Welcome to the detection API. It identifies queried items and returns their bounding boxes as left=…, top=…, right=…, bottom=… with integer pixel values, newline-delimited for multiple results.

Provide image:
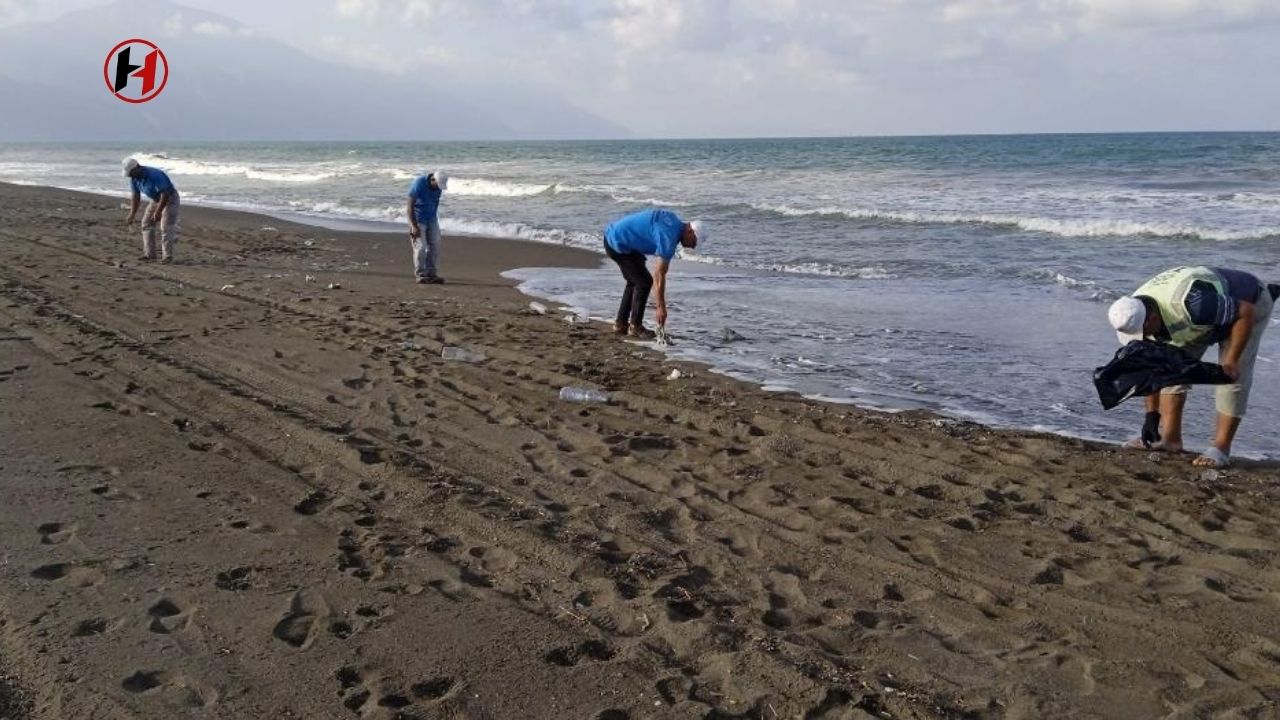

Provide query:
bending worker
left=1108, top=266, right=1276, bottom=468
left=123, top=157, right=180, bottom=263
left=406, top=170, right=449, bottom=284
left=602, top=208, right=704, bottom=339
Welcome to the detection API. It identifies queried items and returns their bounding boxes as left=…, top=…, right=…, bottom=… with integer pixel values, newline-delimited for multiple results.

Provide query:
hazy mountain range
left=0, top=0, right=629, bottom=141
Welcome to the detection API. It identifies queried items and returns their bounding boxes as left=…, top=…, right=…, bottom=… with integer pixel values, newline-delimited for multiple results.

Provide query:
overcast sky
left=4, top=0, right=1280, bottom=137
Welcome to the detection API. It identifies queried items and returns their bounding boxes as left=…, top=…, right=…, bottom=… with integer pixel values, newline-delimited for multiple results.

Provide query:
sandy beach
left=2, top=181, right=1279, bottom=719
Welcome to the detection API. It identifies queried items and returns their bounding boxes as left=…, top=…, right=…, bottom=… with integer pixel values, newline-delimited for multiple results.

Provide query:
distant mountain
left=0, top=0, right=629, bottom=141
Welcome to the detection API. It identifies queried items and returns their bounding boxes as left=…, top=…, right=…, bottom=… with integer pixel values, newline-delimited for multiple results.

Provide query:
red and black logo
left=104, top=38, right=168, bottom=103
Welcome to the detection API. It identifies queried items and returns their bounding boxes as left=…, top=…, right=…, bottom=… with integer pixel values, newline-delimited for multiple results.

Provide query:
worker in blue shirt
left=123, top=157, right=180, bottom=263
left=602, top=208, right=705, bottom=338
left=405, top=170, right=449, bottom=284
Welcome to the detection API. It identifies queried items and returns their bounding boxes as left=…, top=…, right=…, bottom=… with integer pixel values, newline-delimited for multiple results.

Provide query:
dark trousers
left=604, top=237, right=651, bottom=327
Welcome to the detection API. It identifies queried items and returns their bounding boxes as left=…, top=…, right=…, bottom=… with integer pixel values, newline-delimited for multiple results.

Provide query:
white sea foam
left=131, top=153, right=342, bottom=183
left=678, top=251, right=892, bottom=279
left=1022, top=268, right=1121, bottom=302
left=553, top=183, right=692, bottom=207
left=446, top=177, right=553, bottom=197
left=440, top=217, right=599, bottom=249
left=751, top=202, right=1280, bottom=242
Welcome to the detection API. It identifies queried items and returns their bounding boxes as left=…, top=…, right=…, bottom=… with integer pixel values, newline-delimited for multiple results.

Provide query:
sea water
left=2, top=134, right=1276, bottom=458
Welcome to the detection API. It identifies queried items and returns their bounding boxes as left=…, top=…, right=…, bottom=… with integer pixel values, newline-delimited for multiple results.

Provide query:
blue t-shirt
left=1185, top=267, right=1261, bottom=343
left=408, top=174, right=443, bottom=223
left=130, top=166, right=175, bottom=201
left=604, top=209, right=685, bottom=260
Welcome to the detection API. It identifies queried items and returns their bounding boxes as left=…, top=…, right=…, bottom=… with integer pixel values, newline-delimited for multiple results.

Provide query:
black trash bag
left=1093, top=340, right=1233, bottom=410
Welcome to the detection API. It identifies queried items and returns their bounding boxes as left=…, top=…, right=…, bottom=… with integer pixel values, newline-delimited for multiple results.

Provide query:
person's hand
left=1223, top=358, right=1240, bottom=381
left=408, top=224, right=421, bottom=239
left=124, top=212, right=135, bottom=226
left=655, top=305, right=668, bottom=327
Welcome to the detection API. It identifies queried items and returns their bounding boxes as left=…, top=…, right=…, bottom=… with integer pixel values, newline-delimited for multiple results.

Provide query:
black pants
left=604, top=237, right=651, bottom=327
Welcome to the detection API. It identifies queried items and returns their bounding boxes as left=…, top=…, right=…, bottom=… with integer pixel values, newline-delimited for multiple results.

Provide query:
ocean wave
left=750, top=202, right=1280, bottom=242
left=678, top=252, right=893, bottom=279
left=131, top=153, right=342, bottom=183
left=440, top=218, right=600, bottom=249
left=447, top=177, right=553, bottom=197
left=553, top=183, right=693, bottom=207
left=1021, top=268, right=1121, bottom=302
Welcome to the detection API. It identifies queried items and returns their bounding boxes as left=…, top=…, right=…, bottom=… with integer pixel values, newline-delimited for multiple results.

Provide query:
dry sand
left=1, top=182, right=1279, bottom=720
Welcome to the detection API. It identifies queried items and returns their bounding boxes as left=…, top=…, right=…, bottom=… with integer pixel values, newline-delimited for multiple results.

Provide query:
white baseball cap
left=432, top=170, right=449, bottom=190
left=122, top=157, right=140, bottom=176
left=1108, top=296, right=1146, bottom=345
left=689, top=219, right=706, bottom=245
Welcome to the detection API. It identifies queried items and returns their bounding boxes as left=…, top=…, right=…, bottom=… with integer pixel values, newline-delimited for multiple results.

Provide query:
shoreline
left=3, top=180, right=1280, bottom=718
left=8, top=180, right=1276, bottom=461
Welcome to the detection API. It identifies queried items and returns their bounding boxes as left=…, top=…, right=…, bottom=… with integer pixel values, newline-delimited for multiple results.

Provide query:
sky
left=3, top=0, right=1280, bottom=138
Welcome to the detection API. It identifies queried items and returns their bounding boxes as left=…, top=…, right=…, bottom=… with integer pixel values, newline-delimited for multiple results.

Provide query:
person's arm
left=126, top=188, right=140, bottom=224
left=406, top=198, right=419, bottom=238
left=150, top=190, right=172, bottom=221
left=1220, top=300, right=1256, bottom=380
left=653, top=257, right=669, bottom=327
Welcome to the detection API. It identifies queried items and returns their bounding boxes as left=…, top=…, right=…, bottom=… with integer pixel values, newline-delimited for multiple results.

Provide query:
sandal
left=1192, top=447, right=1230, bottom=468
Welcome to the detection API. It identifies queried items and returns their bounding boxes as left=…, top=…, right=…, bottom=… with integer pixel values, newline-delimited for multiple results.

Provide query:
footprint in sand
left=89, top=483, right=141, bottom=501
left=293, top=489, right=333, bottom=516
left=147, top=598, right=195, bottom=634
left=273, top=589, right=329, bottom=649
left=544, top=639, right=618, bottom=667
left=121, top=669, right=217, bottom=709
left=37, top=521, right=77, bottom=545
left=72, top=616, right=120, bottom=637
left=411, top=676, right=459, bottom=702
left=30, top=562, right=104, bottom=587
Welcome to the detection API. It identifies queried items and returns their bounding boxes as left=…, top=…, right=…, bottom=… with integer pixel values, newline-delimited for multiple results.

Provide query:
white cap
left=122, top=157, right=139, bottom=176
left=689, top=219, right=706, bottom=245
left=432, top=170, right=449, bottom=190
left=1108, top=296, right=1146, bottom=345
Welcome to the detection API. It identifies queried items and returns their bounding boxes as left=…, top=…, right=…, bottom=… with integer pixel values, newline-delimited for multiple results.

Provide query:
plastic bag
left=1093, top=340, right=1232, bottom=410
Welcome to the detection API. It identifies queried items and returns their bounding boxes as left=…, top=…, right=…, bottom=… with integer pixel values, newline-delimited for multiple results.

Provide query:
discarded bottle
left=529, top=301, right=548, bottom=315
left=559, top=387, right=610, bottom=404
left=441, top=346, right=486, bottom=363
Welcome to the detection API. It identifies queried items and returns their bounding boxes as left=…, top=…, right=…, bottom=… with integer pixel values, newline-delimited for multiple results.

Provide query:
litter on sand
left=219, top=284, right=236, bottom=292
left=441, top=347, right=486, bottom=363
left=559, top=387, right=610, bottom=404
left=529, top=302, right=548, bottom=315
left=667, top=369, right=684, bottom=380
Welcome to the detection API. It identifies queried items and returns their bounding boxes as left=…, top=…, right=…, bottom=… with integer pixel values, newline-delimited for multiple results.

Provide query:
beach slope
left=1, top=183, right=1278, bottom=719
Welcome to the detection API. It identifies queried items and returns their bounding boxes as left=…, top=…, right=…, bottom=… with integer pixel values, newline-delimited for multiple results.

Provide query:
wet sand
left=1, top=182, right=1279, bottom=719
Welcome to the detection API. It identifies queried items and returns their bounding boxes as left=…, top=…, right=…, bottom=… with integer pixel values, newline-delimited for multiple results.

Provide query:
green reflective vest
left=1133, top=266, right=1226, bottom=347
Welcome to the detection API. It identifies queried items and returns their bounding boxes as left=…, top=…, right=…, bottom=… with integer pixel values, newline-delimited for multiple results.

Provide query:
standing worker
left=1108, top=266, right=1277, bottom=468
left=406, top=170, right=449, bottom=284
left=602, top=208, right=704, bottom=339
left=123, top=157, right=180, bottom=263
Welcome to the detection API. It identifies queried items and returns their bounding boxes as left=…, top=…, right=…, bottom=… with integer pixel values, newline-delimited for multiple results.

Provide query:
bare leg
left=1157, top=392, right=1187, bottom=451
left=1192, top=413, right=1241, bottom=467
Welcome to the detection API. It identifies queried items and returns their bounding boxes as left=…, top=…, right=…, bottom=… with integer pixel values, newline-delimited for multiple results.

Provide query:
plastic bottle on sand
left=559, top=387, right=610, bottom=404
left=441, top=346, right=486, bottom=363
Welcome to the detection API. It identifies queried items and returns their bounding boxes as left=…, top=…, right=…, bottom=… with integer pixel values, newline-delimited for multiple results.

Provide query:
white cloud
left=192, top=20, right=253, bottom=36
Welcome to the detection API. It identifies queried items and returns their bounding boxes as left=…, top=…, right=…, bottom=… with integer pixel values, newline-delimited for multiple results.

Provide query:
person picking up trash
left=123, top=157, right=180, bottom=263
left=1107, top=266, right=1277, bottom=468
left=602, top=208, right=704, bottom=339
left=406, top=170, right=448, bottom=284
